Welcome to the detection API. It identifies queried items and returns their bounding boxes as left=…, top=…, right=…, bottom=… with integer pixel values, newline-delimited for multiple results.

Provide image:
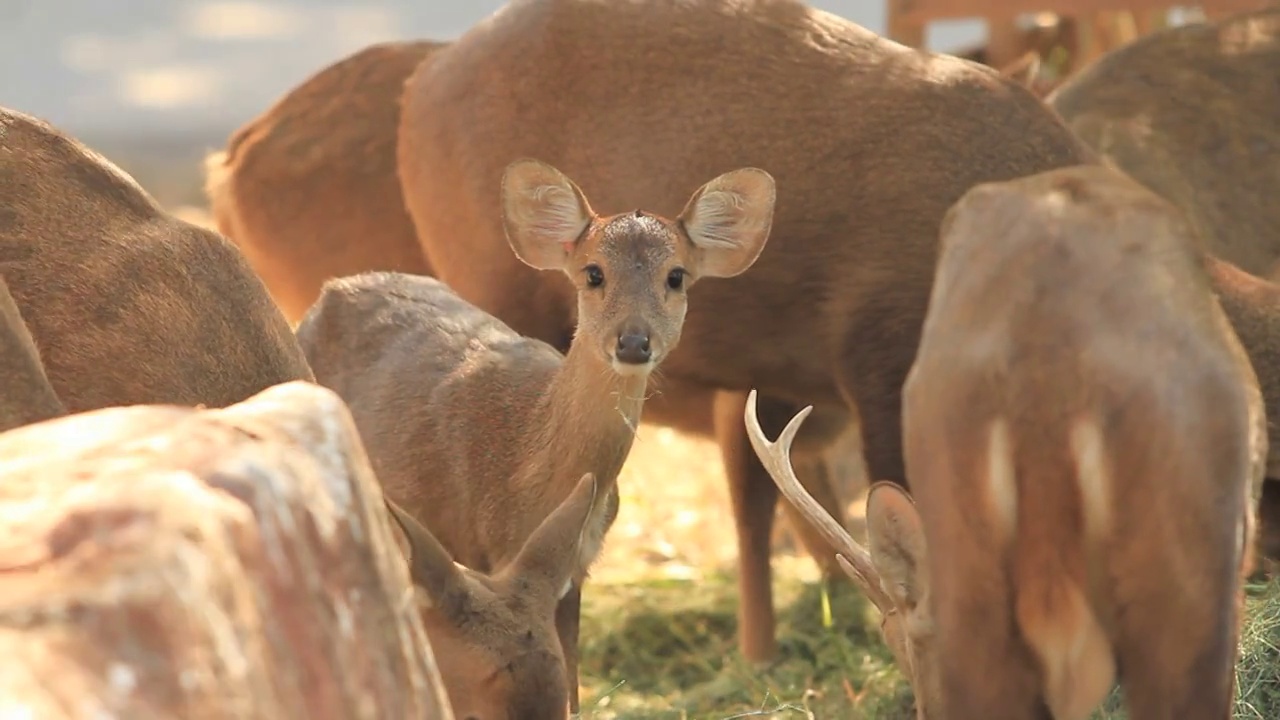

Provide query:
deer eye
left=584, top=264, right=604, bottom=288
left=666, top=268, right=686, bottom=290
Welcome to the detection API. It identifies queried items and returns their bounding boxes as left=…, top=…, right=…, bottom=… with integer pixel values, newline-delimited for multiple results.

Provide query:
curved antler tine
left=743, top=389, right=895, bottom=614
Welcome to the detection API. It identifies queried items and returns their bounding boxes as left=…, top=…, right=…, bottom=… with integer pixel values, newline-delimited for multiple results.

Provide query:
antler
left=743, top=389, right=895, bottom=615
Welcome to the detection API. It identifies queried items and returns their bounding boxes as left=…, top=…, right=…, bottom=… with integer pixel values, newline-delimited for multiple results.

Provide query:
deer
left=0, top=106, right=314, bottom=411
left=1047, top=6, right=1280, bottom=282
left=394, top=0, right=1092, bottom=663
left=294, top=157, right=775, bottom=712
left=747, top=164, right=1266, bottom=719
left=385, top=472, right=604, bottom=720
left=204, top=39, right=448, bottom=324
left=0, top=276, right=64, bottom=432
left=201, top=36, right=864, bottom=618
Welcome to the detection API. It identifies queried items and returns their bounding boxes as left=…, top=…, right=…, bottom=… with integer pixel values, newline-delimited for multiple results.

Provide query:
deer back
left=1048, top=7, right=1280, bottom=280
left=295, top=271, right=560, bottom=570
left=205, top=40, right=448, bottom=324
left=397, top=0, right=1090, bottom=412
left=0, top=107, right=313, bottom=412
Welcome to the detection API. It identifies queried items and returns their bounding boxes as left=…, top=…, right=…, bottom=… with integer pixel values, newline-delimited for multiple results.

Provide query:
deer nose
left=615, top=332, right=652, bottom=365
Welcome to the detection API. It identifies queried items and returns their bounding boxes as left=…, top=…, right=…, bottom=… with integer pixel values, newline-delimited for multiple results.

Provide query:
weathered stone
left=0, top=380, right=453, bottom=720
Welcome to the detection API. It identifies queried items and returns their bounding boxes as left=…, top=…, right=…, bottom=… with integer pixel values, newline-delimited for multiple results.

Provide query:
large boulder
left=0, top=381, right=453, bottom=719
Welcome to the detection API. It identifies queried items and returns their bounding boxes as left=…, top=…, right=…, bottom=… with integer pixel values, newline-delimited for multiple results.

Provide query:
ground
left=169, top=203, right=1279, bottom=719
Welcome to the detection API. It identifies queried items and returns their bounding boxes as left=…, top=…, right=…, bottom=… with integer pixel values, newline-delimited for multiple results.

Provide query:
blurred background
left=0, top=1, right=986, bottom=207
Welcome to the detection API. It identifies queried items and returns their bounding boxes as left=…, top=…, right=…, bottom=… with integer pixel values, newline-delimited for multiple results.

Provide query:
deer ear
left=865, top=481, right=928, bottom=608
left=385, top=499, right=470, bottom=610
left=501, top=159, right=595, bottom=272
left=678, top=167, right=776, bottom=279
left=506, top=472, right=599, bottom=603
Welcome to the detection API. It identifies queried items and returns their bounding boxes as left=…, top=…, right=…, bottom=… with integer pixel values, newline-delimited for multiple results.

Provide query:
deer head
left=385, top=472, right=601, bottom=720
left=744, top=390, right=940, bottom=718
left=501, top=159, right=775, bottom=376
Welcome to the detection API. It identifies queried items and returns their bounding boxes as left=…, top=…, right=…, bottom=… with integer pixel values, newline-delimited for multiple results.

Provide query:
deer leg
left=555, top=585, right=582, bottom=713
left=1112, top=585, right=1238, bottom=719
left=715, top=389, right=781, bottom=663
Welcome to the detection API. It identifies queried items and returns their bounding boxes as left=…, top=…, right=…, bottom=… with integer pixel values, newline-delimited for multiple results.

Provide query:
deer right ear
left=865, top=481, right=928, bottom=608
left=385, top=499, right=469, bottom=609
left=501, top=159, right=595, bottom=272
left=506, top=472, right=599, bottom=604
left=678, top=167, right=776, bottom=279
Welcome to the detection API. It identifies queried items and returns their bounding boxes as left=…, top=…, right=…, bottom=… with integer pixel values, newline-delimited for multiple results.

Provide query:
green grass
left=577, top=570, right=1280, bottom=719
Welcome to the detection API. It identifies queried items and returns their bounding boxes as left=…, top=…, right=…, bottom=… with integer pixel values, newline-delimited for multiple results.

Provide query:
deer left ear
left=678, top=167, right=776, bottom=279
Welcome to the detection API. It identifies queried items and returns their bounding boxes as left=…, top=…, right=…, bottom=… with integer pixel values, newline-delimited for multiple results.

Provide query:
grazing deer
left=0, top=107, right=313, bottom=411
left=385, top=473, right=603, bottom=720
left=748, top=165, right=1266, bottom=719
left=202, top=36, right=861, bottom=645
left=204, top=40, right=448, bottom=323
left=396, top=0, right=1091, bottom=662
left=0, top=276, right=64, bottom=431
left=1047, top=6, right=1280, bottom=282
left=295, top=158, right=775, bottom=711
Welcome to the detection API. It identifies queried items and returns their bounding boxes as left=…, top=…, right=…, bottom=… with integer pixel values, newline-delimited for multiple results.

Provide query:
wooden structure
left=888, top=1, right=1272, bottom=86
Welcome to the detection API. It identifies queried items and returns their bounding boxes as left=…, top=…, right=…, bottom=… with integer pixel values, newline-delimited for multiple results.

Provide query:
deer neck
left=517, top=339, right=649, bottom=498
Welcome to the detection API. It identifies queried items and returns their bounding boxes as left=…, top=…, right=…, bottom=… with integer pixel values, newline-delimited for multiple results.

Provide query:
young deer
left=748, top=165, right=1266, bottom=719
left=396, top=0, right=1091, bottom=662
left=205, top=40, right=448, bottom=323
left=0, top=106, right=313, bottom=411
left=1047, top=6, right=1280, bottom=281
left=201, top=36, right=860, bottom=644
left=0, top=276, right=64, bottom=432
left=295, top=158, right=775, bottom=712
left=384, top=473, right=603, bottom=720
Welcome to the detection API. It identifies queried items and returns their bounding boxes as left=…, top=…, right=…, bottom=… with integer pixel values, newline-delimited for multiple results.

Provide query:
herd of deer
left=3, top=0, right=1279, bottom=717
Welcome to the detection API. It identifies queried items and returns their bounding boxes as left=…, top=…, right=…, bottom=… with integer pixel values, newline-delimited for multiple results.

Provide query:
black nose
left=615, top=333, right=652, bottom=364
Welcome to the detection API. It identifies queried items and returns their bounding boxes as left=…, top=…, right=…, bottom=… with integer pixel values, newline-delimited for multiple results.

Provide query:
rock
left=0, top=381, right=453, bottom=720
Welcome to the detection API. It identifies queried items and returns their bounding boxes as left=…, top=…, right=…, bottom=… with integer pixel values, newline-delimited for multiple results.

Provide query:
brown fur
left=295, top=160, right=774, bottom=714
left=1046, top=7, right=1280, bottom=562
left=396, top=0, right=1091, bottom=661
left=752, top=165, right=1263, bottom=719
left=204, top=40, right=447, bottom=322
left=0, top=276, right=65, bottom=431
left=1048, top=7, right=1280, bottom=279
left=0, top=107, right=313, bottom=411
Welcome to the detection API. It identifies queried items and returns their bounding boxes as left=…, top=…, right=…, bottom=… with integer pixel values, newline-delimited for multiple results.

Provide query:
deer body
left=205, top=40, right=448, bottom=323
left=297, top=159, right=774, bottom=714
left=1047, top=7, right=1280, bottom=280
left=0, top=107, right=313, bottom=411
left=299, top=272, right=632, bottom=578
left=203, top=34, right=862, bottom=664
left=748, top=165, right=1264, bottom=719
left=397, top=0, right=1090, bottom=660
left=904, top=166, right=1262, bottom=719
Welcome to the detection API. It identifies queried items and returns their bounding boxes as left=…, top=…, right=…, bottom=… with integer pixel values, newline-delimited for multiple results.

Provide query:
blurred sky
left=0, top=1, right=985, bottom=140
